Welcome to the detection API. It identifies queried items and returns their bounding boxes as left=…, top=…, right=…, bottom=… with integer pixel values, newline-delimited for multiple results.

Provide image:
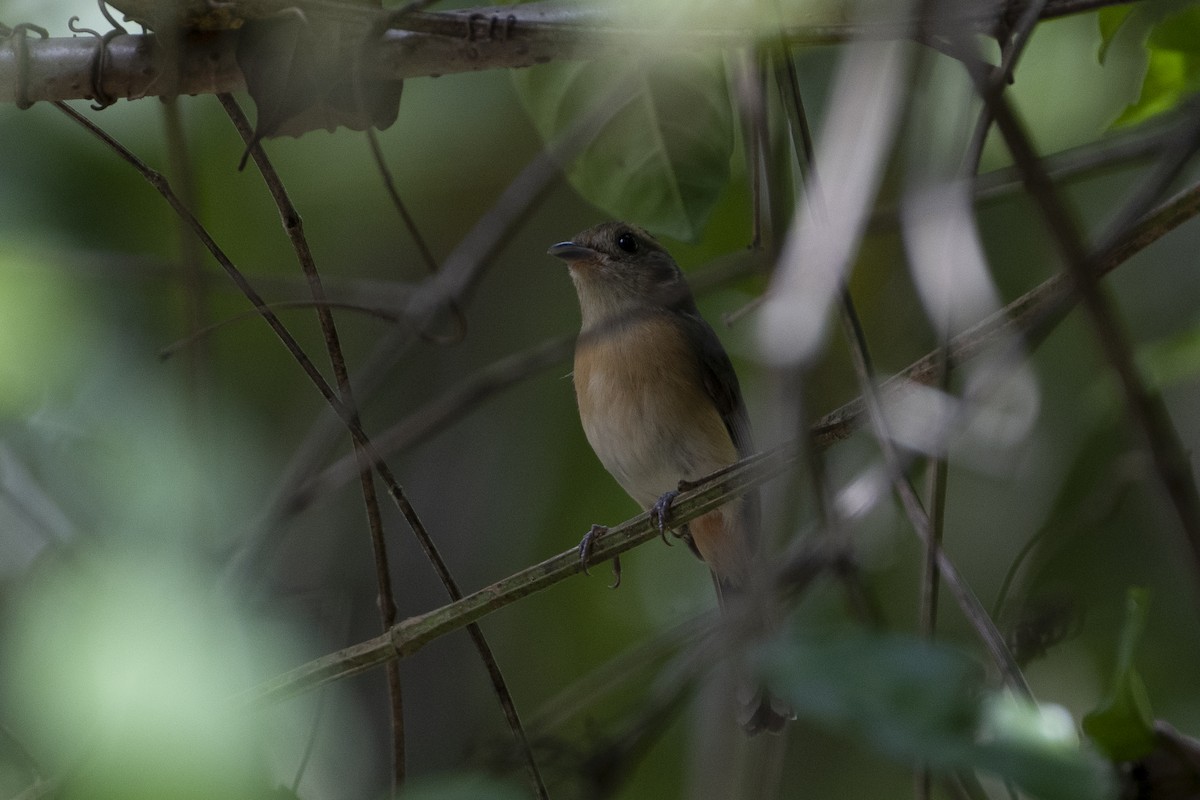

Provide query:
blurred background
left=1, top=1, right=1198, bottom=798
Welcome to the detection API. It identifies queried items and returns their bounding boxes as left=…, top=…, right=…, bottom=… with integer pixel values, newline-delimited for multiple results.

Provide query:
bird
left=549, top=221, right=791, bottom=735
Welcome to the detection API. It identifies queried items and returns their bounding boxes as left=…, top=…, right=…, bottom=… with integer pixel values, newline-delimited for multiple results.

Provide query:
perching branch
left=0, top=0, right=1143, bottom=106
left=241, top=446, right=793, bottom=708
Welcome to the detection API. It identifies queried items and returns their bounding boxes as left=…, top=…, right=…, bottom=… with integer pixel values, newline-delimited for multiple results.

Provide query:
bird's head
left=548, top=222, right=692, bottom=328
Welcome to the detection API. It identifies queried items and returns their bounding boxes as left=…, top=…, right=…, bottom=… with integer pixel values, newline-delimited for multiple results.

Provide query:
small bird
left=549, top=221, right=790, bottom=735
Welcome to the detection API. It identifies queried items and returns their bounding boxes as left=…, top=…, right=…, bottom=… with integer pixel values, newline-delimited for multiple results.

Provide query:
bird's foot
left=578, top=523, right=622, bottom=589
left=651, top=490, right=680, bottom=545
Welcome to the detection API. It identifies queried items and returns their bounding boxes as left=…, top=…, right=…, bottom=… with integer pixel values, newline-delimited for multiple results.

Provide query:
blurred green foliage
left=1099, top=2, right=1200, bottom=126
left=1083, top=588, right=1157, bottom=761
left=512, top=55, right=735, bottom=241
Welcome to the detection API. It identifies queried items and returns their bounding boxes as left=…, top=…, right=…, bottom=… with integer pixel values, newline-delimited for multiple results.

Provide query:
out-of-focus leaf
left=1097, top=6, right=1136, bottom=64
left=0, top=247, right=94, bottom=414
left=975, top=695, right=1116, bottom=800
left=759, top=630, right=1116, bottom=799
left=1148, top=5, right=1200, bottom=53
left=1137, top=318, right=1200, bottom=388
left=1108, top=5, right=1200, bottom=126
left=512, top=56, right=734, bottom=242
left=236, top=13, right=402, bottom=148
left=1083, top=588, right=1158, bottom=761
left=759, top=631, right=982, bottom=764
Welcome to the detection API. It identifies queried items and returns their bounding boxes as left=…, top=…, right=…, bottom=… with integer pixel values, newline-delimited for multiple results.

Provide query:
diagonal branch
left=975, top=69, right=1200, bottom=580
left=219, top=94, right=410, bottom=789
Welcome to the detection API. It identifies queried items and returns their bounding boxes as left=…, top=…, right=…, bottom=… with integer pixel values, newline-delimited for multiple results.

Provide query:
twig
left=159, top=97, right=211, bottom=420
left=973, top=61, right=1200, bottom=581
left=836, top=288, right=1031, bottom=697
left=226, top=79, right=634, bottom=586
left=959, top=0, right=1048, bottom=176
left=61, top=94, right=549, bottom=798
left=284, top=334, right=575, bottom=517
left=51, top=101, right=358, bottom=424
left=240, top=447, right=797, bottom=707
left=218, top=94, right=411, bottom=790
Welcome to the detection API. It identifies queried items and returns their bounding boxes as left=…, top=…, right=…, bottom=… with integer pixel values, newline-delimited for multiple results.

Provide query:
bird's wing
left=680, top=310, right=754, bottom=459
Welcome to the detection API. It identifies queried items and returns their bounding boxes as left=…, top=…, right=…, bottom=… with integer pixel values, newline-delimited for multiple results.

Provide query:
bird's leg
left=652, top=474, right=705, bottom=544
left=578, top=523, right=622, bottom=589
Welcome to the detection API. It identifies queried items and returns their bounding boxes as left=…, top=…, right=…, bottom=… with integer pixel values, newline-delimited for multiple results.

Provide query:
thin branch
left=51, top=101, right=358, bottom=423
left=284, top=333, right=575, bottom=517
left=160, top=97, right=212, bottom=418
left=225, top=94, right=548, bottom=800
left=920, top=371, right=950, bottom=643
left=365, top=128, right=440, bottom=277
left=60, top=96, right=549, bottom=798
left=224, top=79, right=634, bottom=586
left=240, top=446, right=795, bottom=707
left=218, top=94, right=410, bottom=790
left=973, top=63, right=1200, bottom=579
left=836, top=288, right=1031, bottom=697
left=1, top=0, right=1143, bottom=105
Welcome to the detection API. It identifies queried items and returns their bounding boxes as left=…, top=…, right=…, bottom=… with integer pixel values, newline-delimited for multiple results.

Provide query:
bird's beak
left=548, top=241, right=597, bottom=261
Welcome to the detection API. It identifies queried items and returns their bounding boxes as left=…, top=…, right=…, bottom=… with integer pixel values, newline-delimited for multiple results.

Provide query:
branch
left=241, top=447, right=791, bottom=708
left=1, top=0, right=1141, bottom=105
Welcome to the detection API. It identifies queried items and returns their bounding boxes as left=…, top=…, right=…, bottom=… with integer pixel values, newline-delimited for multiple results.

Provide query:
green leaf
left=1111, top=4, right=1200, bottom=126
left=759, top=631, right=1116, bottom=799
left=1148, top=4, right=1200, bottom=52
left=512, top=57, right=734, bottom=241
left=1097, top=6, right=1136, bottom=64
left=235, top=12, right=402, bottom=149
left=1137, top=318, right=1200, bottom=389
left=975, top=695, right=1117, bottom=800
left=1083, top=588, right=1158, bottom=761
left=759, top=631, right=982, bottom=765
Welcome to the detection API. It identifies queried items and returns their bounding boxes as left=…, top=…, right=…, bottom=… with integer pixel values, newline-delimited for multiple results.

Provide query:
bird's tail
left=713, top=574, right=795, bottom=736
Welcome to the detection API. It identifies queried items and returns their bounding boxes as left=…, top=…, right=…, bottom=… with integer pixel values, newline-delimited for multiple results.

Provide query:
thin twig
left=285, top=334, right=575, bottom=516
left=62, top=94, right=548, bottom=799
left=973, top=61, right=1200, bottom=581
left=226, top=80, right=636, bottom=587
left=240, top=446, right=798, bottom=707
left=365, top=128, right=440, bottom=276
left=52, top=101, right=357, bottom=422
left=159, top=97, right=211, bottom=422
left=363, top=127, right=469, bottom=344
left=158, top=298, right=405, bottom=359
left=218, top=94, right=410, bottom=790
left=835, top=285, right=1030, bottom=697
left=959, top=0, right=1048, bottom=176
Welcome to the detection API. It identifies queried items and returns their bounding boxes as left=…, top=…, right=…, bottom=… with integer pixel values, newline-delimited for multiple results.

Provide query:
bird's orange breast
left=573, top=314, right=738, bottom=509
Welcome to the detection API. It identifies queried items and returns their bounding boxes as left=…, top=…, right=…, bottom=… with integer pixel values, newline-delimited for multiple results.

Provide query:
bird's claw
left=651, top=489, right=680, bottom=545
left=578, top=523, right=622, bottom=589
left=578, top=523, right=606, bottom=574
left=608, top=555, right=621, bottom=589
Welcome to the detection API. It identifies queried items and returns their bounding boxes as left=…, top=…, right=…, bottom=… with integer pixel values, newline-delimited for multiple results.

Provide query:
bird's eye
left=616, top=232, right=639, bottom=254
